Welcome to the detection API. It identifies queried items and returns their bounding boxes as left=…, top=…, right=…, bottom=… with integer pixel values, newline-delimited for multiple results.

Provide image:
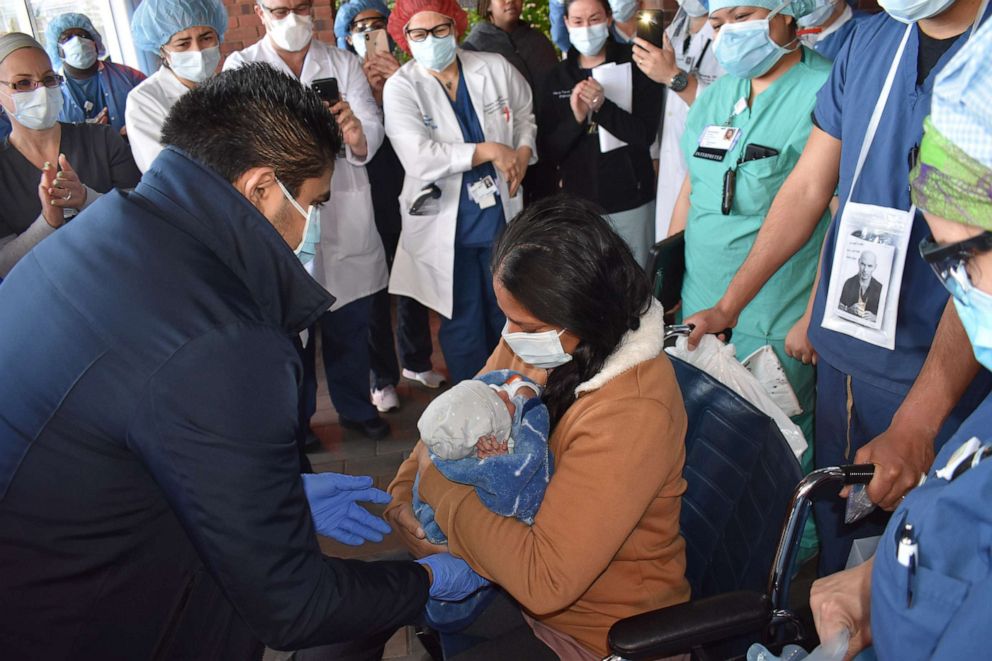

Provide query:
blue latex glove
left=301, top=473, right=392, bottom=546
left=417, top=553, right=491, bottom=601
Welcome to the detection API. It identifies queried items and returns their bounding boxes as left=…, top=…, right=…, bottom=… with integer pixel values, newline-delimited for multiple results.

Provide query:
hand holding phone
left=635, top=9, right=666, bottom=48
left=312, top=77, right=340, bottom=104
left=363, top=29, right=390, bottom=58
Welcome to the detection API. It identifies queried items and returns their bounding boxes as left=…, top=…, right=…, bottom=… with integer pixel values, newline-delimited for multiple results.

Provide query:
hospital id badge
left=693, top=125, right=741, bottom=162
left=469, top=175, right=499, bottom=209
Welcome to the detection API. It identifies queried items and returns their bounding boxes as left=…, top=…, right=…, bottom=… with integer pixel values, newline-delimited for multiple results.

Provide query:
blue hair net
left=45, top=13, right=105, bottom=69
left=334, top=0, right=391, bottom=49
left=131, top=0, right=228, bottom=53
left=708, top=0, right=817, bottom=17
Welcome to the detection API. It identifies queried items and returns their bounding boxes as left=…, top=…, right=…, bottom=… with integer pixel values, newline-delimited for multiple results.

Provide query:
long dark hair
left=492, top=196, right=652, bottom=428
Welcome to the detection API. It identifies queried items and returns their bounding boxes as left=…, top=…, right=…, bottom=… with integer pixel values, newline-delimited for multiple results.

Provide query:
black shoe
left=338, top=415, right=390, bottom=440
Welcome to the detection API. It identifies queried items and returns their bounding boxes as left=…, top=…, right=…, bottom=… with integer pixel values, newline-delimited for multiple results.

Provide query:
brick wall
left=220, top=0, right=338, bottom=58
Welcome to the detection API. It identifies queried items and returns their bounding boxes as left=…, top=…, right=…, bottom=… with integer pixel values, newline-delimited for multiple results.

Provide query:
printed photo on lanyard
left=820, top=25, right=915, bottom=350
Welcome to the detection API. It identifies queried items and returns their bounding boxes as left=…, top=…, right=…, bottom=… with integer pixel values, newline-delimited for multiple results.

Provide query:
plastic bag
left=844, top=484, right=878, bottom=524
left=667, top=335, right=808, bottom=459
left=741, top=345, right=803, bottom=417
left=747, top=628, right=851, bottom=661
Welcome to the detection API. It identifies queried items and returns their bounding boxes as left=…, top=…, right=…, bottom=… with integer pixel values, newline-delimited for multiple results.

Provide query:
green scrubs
left=679, top=47, right=833, bottom=558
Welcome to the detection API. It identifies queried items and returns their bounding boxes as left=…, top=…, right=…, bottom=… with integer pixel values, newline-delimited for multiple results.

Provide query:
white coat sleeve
left=341, top=52, right=383, bottom=166
left=221, top=50, right=245, bottom=72
left=382, top=74, right=476, bottom=183
left=505, top=61, right=537, bottom=165
left=124, top=88, right=168, bottom=173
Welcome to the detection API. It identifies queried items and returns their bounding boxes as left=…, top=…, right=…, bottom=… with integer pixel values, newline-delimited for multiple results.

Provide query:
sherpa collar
left=574, top=299, right=665, bottom=396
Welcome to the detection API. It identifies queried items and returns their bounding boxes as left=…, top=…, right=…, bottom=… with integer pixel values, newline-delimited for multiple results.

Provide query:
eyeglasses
left=919, top=232, right=992, bottom=305
left=260, top=2, right=312, bottom=20
left=351, top=16, right=387, bottom=33
left=404, top=21, right=454, bottom=42
left=0, top=74, right=64, bottom=93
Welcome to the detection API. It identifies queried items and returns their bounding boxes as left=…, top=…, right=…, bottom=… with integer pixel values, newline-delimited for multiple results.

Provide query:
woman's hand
left=569, top=82, right=591, bottom=124
left=366, top=52, right=401, bottom=80
left=632, top=35, right=679, bottom=85
left=785, top=311, right=817, bottom=365
left=330, top=99, right=368, bottom=159
left=576, top=79, right=605, bottom=115
left=384, top=502, right=449, bottom=558
left=487, top=142, right=520, bottom=188
left=809, top=558, right=874, bottom=661
left=49, top=154, right=88, bottom=211
left=508, top=146, right=531, bottom=198
left=37, top=160, right=65, bottom=228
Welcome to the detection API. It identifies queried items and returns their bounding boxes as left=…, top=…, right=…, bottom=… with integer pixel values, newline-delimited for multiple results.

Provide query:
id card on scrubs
left=693, top=125, right=742, bottom=161
left=469, top=175, right=498, bottom=209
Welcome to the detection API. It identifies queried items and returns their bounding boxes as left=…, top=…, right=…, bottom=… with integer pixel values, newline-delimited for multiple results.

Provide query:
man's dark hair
left=161, top=63, right=341, bottom=196
left=492, top=195, right=652, bottom=428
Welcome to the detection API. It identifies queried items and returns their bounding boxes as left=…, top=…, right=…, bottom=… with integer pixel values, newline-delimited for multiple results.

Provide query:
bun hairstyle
left=491, top=196, right=652, bottom=427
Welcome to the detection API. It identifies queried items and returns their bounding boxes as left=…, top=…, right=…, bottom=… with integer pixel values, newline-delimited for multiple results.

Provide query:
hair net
left=0, top=32, right=47, bottom=68
left=707, top=0, right=818, bottom=18
left=131, top=0, right=228, bottom=53
left=334, top=0, right=391, bottom=49
left=44, top=13, right=105, bottom=69
left=388, top=0, right=468, bottom=55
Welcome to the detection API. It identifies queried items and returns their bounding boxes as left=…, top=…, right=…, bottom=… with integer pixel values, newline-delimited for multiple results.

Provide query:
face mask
left=351, top=33, right=368, bottom=58
left=61, top=36, right=98, bottom=69
left=713, top=1, right=797, bottom=79
left=608, top=0, right=639, bottom=22
left=501, top=324, right=573, bottom=369
left=276, top=179, right=321, bottom=265
left=567, top=23, right=610, bottom=56
left=168, top=46, right=221, bottom=83
left=409, top=34, right=457, bottom=72
left=954, top=291, right=992, bottom=372
left=5, top=86, right=63, bottom=130
left=267, top=12, right=314, bottom=52
left=878, top=0, right=955, bottom=23
left=796, top=0, right=835, bottom=27
left=678, top=0, right=710, bottom=18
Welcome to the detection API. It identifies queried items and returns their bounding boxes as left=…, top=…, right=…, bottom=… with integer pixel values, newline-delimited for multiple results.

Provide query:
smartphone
left=635, top=9, right=665, bottom=48
left=363, top=29, right=390, bottom=57
left=741, top=143, right=780, bottom=163
left=312, top=77, right=340, bottom=104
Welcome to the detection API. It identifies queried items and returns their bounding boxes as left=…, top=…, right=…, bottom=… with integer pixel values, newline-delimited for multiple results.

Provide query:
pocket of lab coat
left=324, top=190, right=379, bottom=259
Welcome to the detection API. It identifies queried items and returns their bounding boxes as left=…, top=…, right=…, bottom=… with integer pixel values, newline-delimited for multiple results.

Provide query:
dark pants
left=443, top=590, right=557, bottom=660
left=812, top=359, right=976, bottom=575
left=438, top=245, right=504, bottom=385
left=306, top=296, right=378, bottom=424
left=368, top=231, right=435, bottom=390
left=281, top=627, right=394, bottom=661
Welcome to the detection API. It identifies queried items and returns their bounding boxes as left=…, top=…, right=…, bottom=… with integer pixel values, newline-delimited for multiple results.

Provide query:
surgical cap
left=0, top=32, right=47, bottom=68
left=388, top=0, right=468, bottom=55
left=131, top=0, right=228, bottom=53
left=334, top=0, right=391, bottom=49
left=910, top=21, right=992, bottom=229
left=707, top=0, right=818, bottom=18
left=45, top=13, right=105, bottom=70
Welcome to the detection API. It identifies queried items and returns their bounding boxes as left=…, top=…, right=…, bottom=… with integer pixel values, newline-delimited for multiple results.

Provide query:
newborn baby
left=419, top=373, right=542, bottom=461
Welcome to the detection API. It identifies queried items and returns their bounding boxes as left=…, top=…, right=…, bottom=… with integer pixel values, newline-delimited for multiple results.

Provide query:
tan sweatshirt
left=387, top=305, right=691, bottom=656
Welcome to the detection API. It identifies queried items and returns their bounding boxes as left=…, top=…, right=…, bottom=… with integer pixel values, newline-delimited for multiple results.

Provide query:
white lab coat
left=125, top=67, right=190, bottom=173
left=224, top=37, right=388, bottom=311
left=382, top=49, right=536, bottom=319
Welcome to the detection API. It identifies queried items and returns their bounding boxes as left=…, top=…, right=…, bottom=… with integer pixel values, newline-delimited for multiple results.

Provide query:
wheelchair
left=601, top=327, right=875, bottom=661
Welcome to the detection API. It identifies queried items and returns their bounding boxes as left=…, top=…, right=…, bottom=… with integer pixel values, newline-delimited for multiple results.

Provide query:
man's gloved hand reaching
left=301, top=473, right=392, bottom=545
left=417, top=553, right=491, bottom=601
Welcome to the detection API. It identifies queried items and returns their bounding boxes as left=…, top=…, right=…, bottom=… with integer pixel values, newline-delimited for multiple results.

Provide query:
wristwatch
left=669, top=70, right=689, bottom=92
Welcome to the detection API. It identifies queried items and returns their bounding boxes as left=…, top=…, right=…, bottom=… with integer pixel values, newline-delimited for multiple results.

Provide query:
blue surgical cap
left=131, top=0, right=228, bottom=53
left=45, top=13, right=105, bottom=70
left=334, top=0, right=391, bottom=49
left=708, top=0, right=818, bottom=18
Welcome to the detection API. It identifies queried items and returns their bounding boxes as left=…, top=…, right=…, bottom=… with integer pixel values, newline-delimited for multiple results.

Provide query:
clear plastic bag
left=741, top=345, right=803, bottom=417
left=667, top=335, right=808, bottom=459
left=747, top=628, right=851, bottom=661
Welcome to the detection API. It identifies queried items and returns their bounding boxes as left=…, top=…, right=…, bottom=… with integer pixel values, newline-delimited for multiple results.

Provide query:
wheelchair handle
left=766, top=464, right=876, bottom=612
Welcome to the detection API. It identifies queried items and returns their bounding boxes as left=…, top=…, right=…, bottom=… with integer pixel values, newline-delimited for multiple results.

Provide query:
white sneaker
left=371, top=385, right=400, bottom=412
left=402, top=368, right=447, bottom=389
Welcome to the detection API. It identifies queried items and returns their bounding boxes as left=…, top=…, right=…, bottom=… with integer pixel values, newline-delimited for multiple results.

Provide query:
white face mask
left=351, top=33, right=368, bottom=58
left=501, top=324, right=574, bottom=369
left=5, top=86, right=63, bottom=130
left=267, top=12, right=314, bottom=52
left=168, top=46, right=221, bottom=83
left=567, top=23, right=610, bottom=56
left=61, top=36, right=98, bottom=69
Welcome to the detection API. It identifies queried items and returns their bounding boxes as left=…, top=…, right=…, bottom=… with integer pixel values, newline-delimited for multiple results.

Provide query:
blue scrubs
left=549, top=0, right=570, bottom=53
left=808, top=10, right=992, bottom=575
left=439, top=62, right=506, bottom=383
left=58, top=62, right=145, bottom=133
left=64, top=74, right=106, bottom=121
left=871, top=393, right=992, bottom=659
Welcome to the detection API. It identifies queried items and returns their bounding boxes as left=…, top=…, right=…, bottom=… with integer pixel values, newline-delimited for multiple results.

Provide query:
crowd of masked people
left=0, top=0, right=990, bottom=657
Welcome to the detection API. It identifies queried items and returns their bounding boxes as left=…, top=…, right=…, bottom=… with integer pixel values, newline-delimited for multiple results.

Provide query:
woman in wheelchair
left=385, top=196, right=691, bottom=659
left=807, top=31, right=992, bottom=660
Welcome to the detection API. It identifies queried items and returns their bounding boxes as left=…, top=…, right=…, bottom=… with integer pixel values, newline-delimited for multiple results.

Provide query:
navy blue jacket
left=0, top=148, right=429, bottom=659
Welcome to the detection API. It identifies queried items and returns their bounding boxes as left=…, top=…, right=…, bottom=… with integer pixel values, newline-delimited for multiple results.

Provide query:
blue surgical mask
left=713, top=1, right=798, bottom=79
left=409, top=34, right=457, bottom=72
left=61, top=36, right=98, bottom=69
left=955, top=292, right=992, bottom=372
left=678, top=0, right=710, bottom=18
left=609, top=0, right=639, bottom=22
left=501, top=324, right=573, bottom=369
left=797, top=0, right=836, bottom=28
left=878, top=0, right=955, bottom=23
left=276, top=179, right=320, bottom=266
left=567, top=23, right=610, bottom=56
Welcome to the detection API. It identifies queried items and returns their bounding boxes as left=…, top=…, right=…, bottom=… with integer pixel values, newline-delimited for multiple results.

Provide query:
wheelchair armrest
left=607, top=591, right=771, bottom=660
